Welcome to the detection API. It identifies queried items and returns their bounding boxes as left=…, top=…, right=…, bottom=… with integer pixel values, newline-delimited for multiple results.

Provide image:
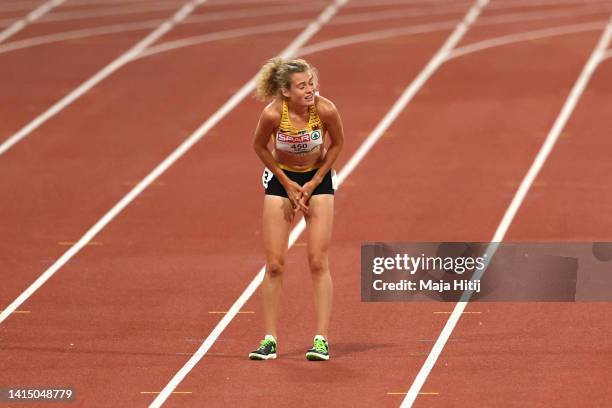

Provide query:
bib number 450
left=291, top=143, right=308, bottom=151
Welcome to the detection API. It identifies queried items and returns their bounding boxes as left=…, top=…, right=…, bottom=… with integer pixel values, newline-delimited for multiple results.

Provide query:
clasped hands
left=284, top=180, right=317, bottom=215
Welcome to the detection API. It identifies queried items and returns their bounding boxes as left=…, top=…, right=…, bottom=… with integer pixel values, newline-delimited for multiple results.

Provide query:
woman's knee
left=266, top=259, right=285, bottom=278
left=308, top=254, right=329, bottom=277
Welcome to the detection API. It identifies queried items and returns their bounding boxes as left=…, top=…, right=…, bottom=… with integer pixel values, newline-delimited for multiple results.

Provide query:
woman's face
left=282, top=70, right=315, bottom=107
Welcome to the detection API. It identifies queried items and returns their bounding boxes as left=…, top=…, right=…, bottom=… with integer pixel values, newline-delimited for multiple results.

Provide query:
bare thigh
left=306, top=195, right=334, bottom=260
left=262, top=195, right=295, bottom=266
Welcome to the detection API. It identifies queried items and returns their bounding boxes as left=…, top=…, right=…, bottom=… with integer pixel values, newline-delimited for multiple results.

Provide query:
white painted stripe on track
left=400, top=14, right=612, bottom=408
left=337, top=0, right=488, bottom=185
left=185, top=3, right=323, bottom=24
left=488, top=0, right=612, bottom=10
left=0, top=4, right=322, bottom=54
left=0, top=0, right=206, bottom=157
left=146, top=2, right=348, bottom=406
left=136, top=19, right=312, bottom=59
left=0, top=0, right=209, bottom=322
left=448, top=21, right=608, bottom=60
left=67, top=0, right=182, bottom=5
left=332, top=2, right=470, bottom=24
left=0, top=1, right=42, bottom=13
left=477, top=3, right=612, bottom=26
left=0, top=0, right=65, bottom=44
left=38, top=2, right=188, bottom=22
left=299, top=21, right=456, bottom=57
left=2, top=1, right=605, bottom=56
left=148, top=0, right=485, bottom=406
left=0, top=0, right=344, bottom=385
left=0, top=20, right=163, bottom=54
left=137, top=6, right=611, bottom=62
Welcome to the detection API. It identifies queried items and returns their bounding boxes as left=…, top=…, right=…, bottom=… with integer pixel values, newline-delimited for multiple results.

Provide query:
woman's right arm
left=252, top=107, right=305, bottom=210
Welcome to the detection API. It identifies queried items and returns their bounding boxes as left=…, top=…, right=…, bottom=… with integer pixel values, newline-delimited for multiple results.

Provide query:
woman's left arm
left=302, top=100, right=345, bottom=197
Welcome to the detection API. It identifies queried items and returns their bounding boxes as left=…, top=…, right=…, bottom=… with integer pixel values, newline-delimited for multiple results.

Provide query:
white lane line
left=338, top=0, right=488, bottom=184
left=477, top=3, right=612, bottom=26
left=0, top=0, right=344, bottom=360
left=38, top=2, right=186, bottom=23
left=332, top=2, right=470, bottom=24
left=488, top=0, right=612, bottom=9
left=448, top=21, right=607, bottom=60
left=147, top=2, right=348, bottom=407
left=346, top=0, right=459, bottom=7
left=147, top=0, right=485, bottom=406
left=0, top=0, right=205, bottom=157
left=204, top=0, right=309, bottom=4
left=137, top=5, right=611, bottom=62
left=0, top=4, right=322, bottom=55
left=185, top=3, right=323, bottom=23
left=0, top=1, right=42, bottom=13
left=0, top=2, right=210, bottom=322
left=137, top=19, right=312, bottom=59
left=400, top=15, right=612, bottom=408
left=67, top=0, right=182, bottom=5
left=0, top=0, right=65, bottom=44
left=0, top=20, right=163, bottom=55
left=2, top=0, right=604, bottom=56
left=299, top=21, right=456, bottom=56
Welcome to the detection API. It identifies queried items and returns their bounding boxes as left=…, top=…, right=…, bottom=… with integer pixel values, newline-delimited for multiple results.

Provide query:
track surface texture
left=1, top=0, right=611, bottom=407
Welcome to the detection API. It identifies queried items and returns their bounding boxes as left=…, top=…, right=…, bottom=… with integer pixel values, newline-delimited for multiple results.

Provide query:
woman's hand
left=283, top=180, right=307, bottom=213
left=297, top=180, right=319, bottom=216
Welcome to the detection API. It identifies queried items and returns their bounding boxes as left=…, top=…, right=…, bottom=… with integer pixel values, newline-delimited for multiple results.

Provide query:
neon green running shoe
left=249, top=335, right=277, bottom=360
left=306, top=335, right=329, bottom=361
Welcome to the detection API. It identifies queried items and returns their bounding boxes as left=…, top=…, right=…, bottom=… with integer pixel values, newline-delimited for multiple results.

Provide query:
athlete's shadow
left=280, top=341, right=393, bottom=358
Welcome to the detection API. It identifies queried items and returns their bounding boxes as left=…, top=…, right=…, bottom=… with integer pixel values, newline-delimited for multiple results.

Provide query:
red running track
left=1, top=0, right=611, bottom=407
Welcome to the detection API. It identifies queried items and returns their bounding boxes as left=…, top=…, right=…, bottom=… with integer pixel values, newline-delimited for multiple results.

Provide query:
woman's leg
left=261, top=195, right=294, bottom=339
left=305, top=194, right=334, bottom=338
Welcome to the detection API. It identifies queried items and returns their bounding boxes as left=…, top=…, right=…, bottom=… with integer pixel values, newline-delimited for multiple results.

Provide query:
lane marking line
left=0, top=0, right=65, bottom=44
left=0, top=310, right=31, bottom=314
left=176, top=352, right=224, bottom=356
left=0, top=20, right=164, bottom=55
left=144, top=2, right=348, bottom=406
left=337, top=0, right=488, bottom=187
left=149, top=1, right=485, bottom=406
left=0, top=1, right=210, bottom=324
left=433, top=311, right=481, bottom=314
left=388, top=392, right=439, bottom=395
left=401, top=15, right=612, bottom=408
left=140, top=391, right=192, bottom=395
left=39, top=2, right=187, bottom=23
left=448, top=21, right=608, bottom=60
left=0, top=0, right=345, bottom=399
left=138, top=7, right=611, bottom=63
left=137, top=19, right=312, bottom=59
left=2, top=2, right=604, bottom=57
left=0, top=0, right=207, bottom=156
left=58, top=241, right=102, bottom=246
left=207, top=311, right=254, bottom=314
left=123, top=180, right=166, bottom=186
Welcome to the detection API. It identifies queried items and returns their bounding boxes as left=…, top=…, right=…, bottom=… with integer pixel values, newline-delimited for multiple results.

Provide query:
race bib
left=275, top=129, right=323, bottom=154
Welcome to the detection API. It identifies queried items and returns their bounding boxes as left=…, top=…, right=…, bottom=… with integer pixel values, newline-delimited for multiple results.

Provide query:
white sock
left=314, top=334, right=327, bottom=342
left=265, top=334, right=277, bottom=343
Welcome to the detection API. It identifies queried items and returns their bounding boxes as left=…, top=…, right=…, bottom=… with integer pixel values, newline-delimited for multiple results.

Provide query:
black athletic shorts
left=262, top=167, right=338, bottom=197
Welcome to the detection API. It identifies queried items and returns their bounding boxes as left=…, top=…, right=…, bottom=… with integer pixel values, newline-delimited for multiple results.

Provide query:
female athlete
left=248, top=58, right=344, bottom=361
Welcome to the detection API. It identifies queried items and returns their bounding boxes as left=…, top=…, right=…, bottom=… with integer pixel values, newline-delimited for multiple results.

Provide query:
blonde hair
left=254, top=57, right=317, bottom=101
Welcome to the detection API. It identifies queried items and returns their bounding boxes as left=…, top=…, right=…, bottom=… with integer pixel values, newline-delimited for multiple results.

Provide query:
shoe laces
left=260, top=339, right=275, bottom=350
left=313, top=338, right=327, bottom=353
